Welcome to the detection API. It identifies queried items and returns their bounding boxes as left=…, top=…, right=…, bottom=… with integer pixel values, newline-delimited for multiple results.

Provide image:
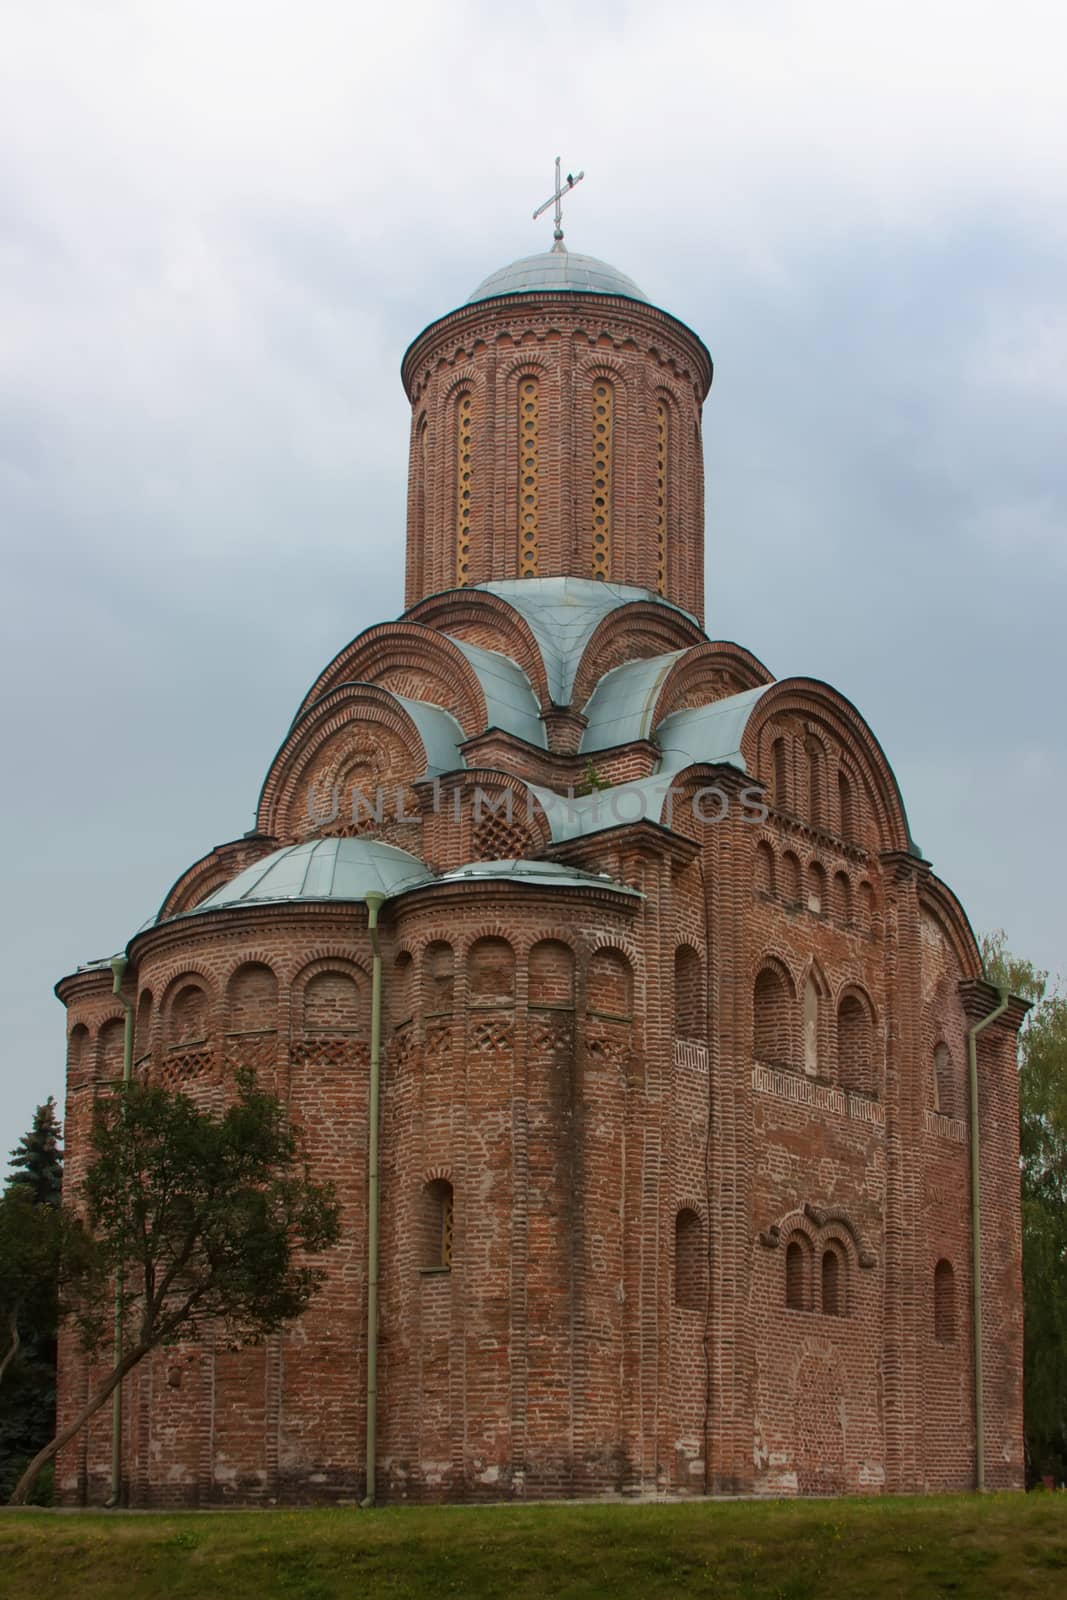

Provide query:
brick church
left=55, top=215, right=1026, bottom=1504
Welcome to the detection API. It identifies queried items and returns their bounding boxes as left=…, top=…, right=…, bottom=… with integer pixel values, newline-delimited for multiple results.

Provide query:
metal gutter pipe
left=361, top=892, right=386, bottom=1509
left=106, top=954, right=134, bottom=1508
left=967, top=984, right=1009, bottom=1493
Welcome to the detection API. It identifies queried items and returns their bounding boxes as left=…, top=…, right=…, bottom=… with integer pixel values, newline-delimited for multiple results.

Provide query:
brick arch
left=256, top=682, right=449, bottom=840
left=920, top=875, right=983, bottom=980
left=570, top=603, right=704, bottom=712
left=528, top=938, right=576, bottom=1009
left=651, top=641, right=774, bottom=726
left=291, top=959, right=367, bottom=1035
left=159, top=970, right=215, bottom=1049
left=576, top=356, right=632, bottom=585
left=224, top=961, right=278, bottom=1033
left=296, top=622, right=488, bottom=734
left=742, top=679, right=911, bottom=854
left=753, top=956, right=797, bottom=1071
left=403, top=591, right=549, bottom=706
left=585, top=945, right=634, bottom=1018
left=156, top=836, right=278, bottom=922
left=466, top=935, right=516, bottom=1007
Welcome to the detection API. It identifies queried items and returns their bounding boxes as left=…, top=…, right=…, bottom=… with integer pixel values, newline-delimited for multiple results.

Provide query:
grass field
left=1, top=1492, right=1065, bottom=1598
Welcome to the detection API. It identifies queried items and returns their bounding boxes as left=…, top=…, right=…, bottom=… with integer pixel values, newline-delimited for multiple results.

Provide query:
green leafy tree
left=7, top=1097, right=63, bottom=1208
left=982, top=930, right=1067, bottom=1483
left=8, top=1069, right=340, bottom=1505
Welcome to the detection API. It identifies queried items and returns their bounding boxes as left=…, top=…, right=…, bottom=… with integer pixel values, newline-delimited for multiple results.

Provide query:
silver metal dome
left=467, top=250, right=647, bottom=305
left=176, top=837, right=433, bottom=918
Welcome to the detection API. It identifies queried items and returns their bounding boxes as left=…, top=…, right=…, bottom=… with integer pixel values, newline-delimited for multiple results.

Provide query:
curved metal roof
left=474, top=577, right=699, bottom=706
left=435, top=857, right=640, bottom=896
left=446, top=636, right=546, bottom=748
left=173, top=838, right=433, bottom=919
left=578, top=650, right=690, bottom=752
left=468, top=250, right=648, bottom=305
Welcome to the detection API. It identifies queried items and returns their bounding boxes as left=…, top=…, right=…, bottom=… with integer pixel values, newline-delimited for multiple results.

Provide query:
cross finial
left=533, top=156, right=585, bottom=252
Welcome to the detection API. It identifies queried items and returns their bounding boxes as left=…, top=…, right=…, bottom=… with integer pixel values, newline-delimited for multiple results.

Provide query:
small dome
left=468, top=250, right=647, bottom=305
left=176, top=837, right=433, bottom=919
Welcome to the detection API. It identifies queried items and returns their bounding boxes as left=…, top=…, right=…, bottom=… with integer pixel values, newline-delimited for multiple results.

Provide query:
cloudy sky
left=1, top=1, right=1064, bottom=1160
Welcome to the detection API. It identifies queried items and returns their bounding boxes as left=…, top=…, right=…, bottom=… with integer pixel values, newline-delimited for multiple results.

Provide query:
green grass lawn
left=1, top=1493, right=1065, bottom=1599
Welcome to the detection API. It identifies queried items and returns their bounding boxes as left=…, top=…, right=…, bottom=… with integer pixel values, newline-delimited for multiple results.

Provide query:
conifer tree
left=6, top=1098, right=63, bottom=1208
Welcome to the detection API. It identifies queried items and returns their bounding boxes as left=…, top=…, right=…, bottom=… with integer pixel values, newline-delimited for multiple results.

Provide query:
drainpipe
left=106, top=954, right=135, bottom=1508
left=361, top=892, right=386, bottom=1509
left=967, top=984, right=1009, bottom=1493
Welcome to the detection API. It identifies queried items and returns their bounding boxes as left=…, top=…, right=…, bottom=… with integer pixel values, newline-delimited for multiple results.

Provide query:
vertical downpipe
left=361, top=892, right=386, bottom=1508
left=967, top=986, right=1009, bottom=1492
left=107, top=954, right=134, bottom=1507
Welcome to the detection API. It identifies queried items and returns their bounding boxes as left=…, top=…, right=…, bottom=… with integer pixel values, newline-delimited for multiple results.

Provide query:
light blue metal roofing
left=578, top=650, right=690, bottom=752
left=174, top=838, right=433, bottom=918
left=435, top=857, right=640, bottom=897
left=474, top=577, right=699, bottom=705
left=390, top=693, right=467, bottom=776
left=655, top=686, right=771, bottom=772
left=468, top=250, right=648, bottom=306
left=446, top=636, right=546, bottom=748
left=530, top=685, right=772, bottom=844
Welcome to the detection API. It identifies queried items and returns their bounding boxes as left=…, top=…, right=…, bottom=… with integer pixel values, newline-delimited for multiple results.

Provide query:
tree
left=7, top=1097, right=63, bottom=1208
left=8, top=1069, right=340, bottom=1505
left=982, top=930, right=1067, bottom=1483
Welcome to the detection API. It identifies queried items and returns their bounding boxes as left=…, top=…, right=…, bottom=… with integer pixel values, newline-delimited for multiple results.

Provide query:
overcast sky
left=1, top=1, right=1064, bottom=1161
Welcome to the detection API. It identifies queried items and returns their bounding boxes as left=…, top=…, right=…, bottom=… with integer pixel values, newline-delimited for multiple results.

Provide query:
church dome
left=467, top=249, right=648, bottom=305
left=177, top=837, right=432, bottom=918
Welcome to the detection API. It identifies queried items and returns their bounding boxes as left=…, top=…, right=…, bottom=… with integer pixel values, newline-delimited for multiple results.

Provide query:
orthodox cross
left=533, top=156, right=585, bottom=249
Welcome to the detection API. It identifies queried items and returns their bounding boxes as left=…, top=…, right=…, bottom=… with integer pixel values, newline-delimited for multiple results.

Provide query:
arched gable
left=920, top=873, right=983, bottom=981
left=256, top=683, right=462, bottom=841
left=650, top=641, right=774, bottom=726
left=741, top=678, right=912, bottom=854
left=403, top=589, right=549, bottom=705
left=570, top=602, right=705, bottom=711
left=296, top=621, right=489, bottom=736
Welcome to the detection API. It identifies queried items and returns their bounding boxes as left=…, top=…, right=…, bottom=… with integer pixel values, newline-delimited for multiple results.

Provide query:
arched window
left=934, top=1259, right=956, bottom=1343
left=423, top=942, right=454, bottom=1014
left=392, top=951, right=414, bottom=1027
left=838, top=770, right=854, bottom=840
left=655, top=398, right=669, bottom=595
left=468, top=938, right=515, bottom=1006
left=590, top=380, right=613, bottom=579
left=781, top=851, right=801, bottom=906
left=422, top=1179, right=454, bottom=1270
left=528, top=940, right=575, bottom=1009
left=412, top=413, right=428, bottom=595
left=169, top=983, right=208, bottom=1047
left=806, top=738, right=824, bottom=829
left=933, top=1042, right=953, bottom=1116
left=303, top=971, right=361, bottom=1032
left=785, top=1238, right=809, bottom=1310
left=838, top=993, right=874, bottom=1096
left=674, top=946, right=703, bottom=1038
left=807, top=861, right=826, bottom=915
left=518, top=377, right=540, bottom=577
left=772, top=737, right=788, bottom=812
left=455, top=390, right=473, bottom=584
left=803, top=973, right=821, bottom=1078
left=135, top=992, right=153, bottom=1062
left=99, top=1017, right=126, bottom=1080
left=68, top=1023, right=89, bottom=1079
left=587, top=948, right=633, bottom=1018
left=674, top=1208, right=704, bottom=1311
left=754, top=964, right=792, bottom=1069
left=226, top=963, right=277, bottom=1033
left=821, top=1246, right=845, bottom=1316
left=755, top=840, right=775, bottom=897
left=832, top=870, right=852, bottom=925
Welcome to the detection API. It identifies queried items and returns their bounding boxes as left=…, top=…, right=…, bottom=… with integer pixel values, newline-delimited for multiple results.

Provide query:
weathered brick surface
left=53, top=256, right=1024, bottom=1504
